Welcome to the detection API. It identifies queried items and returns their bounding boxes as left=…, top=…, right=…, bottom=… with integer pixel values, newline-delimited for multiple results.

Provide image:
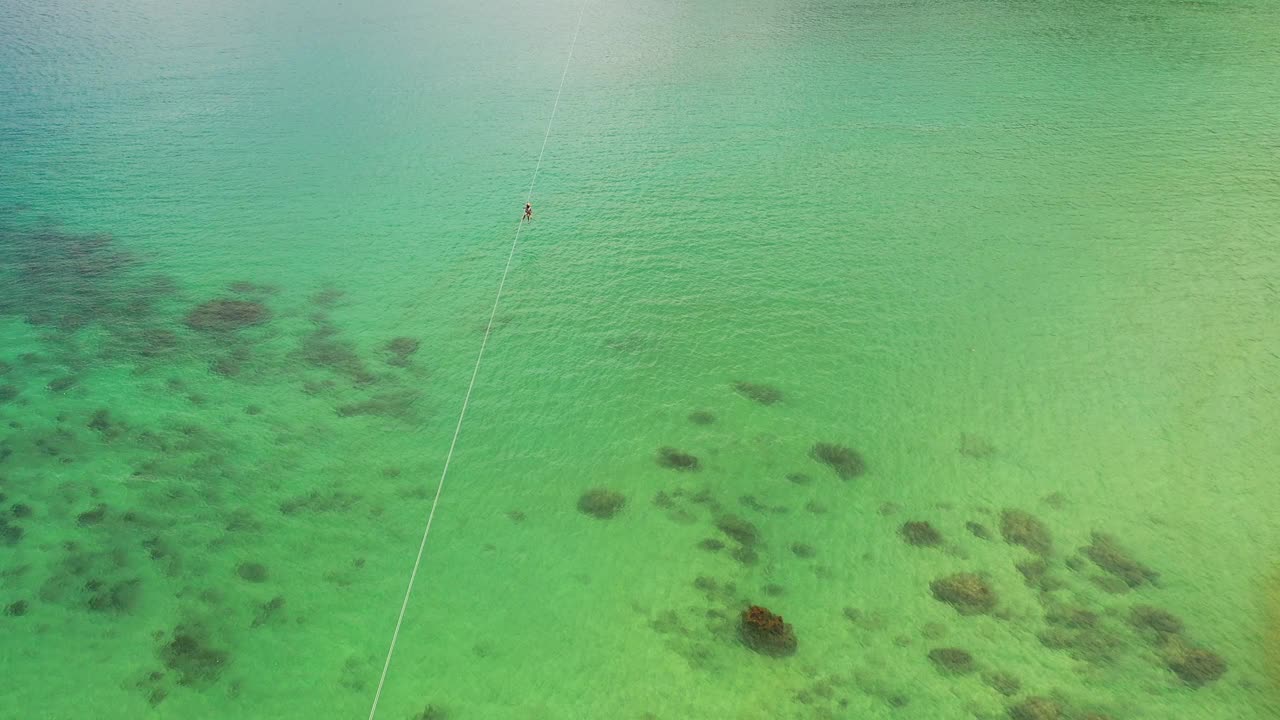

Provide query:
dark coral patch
left=927, top=647, right=975, bottom=674
left=251, top=596, right=286, bottom=629
left=810, top=443, right=865, bottom=479
left=577, top=489, right=626, bottom=519
left=1129, top=605, right=1183, bottom=636
left=1082, top=532, right=1158, bottom=588
left=76, top=504, right=108, bottom=526
left=228, top=281, right=278, bottom=295
left=958, top=433, right=996, bottom=459
left=966, top=521, right=993, bottom=540
left=930, top=573, right=997, bottom=615
left=715, top=514, right=760, bottom=547
left=236, top=562, right=269, bottom=583
left=1160, top=637, right=1226, bottom=686
left=384, top=337, right=420, bottom=367
left=300, top=334, right=375, bottom=384
left=311, top=287, right=344, bottom=308
left=1009, top=697, right=1063, bottom=720
left=185, top=299, right=270, bottom=333
left=732, top=381, right=782, bottom=405
left=47, top=375, right=78, bottom=392
left=901, top=521, right=942, bottom=547
left=336, top=392, right=419, bottom=419
left=411, top=704, right=448, bottom=720
left=984, top=671, right=1021, bottom=696
left=1045, top=605, right=1097, bottom=629
left=790, top=542, right=816, bottom=558
left=88, top=409, right=126, bottom=440
left=657, top=447, right=700, bottom=471
left=160, top=630, right=229, bottom=687
left=0, top=519, right=22, bottom=546
left=87, top=578, right=141, bottom=613
left=1037, top=624, right=1122, bottom=666
left=999, top=509, right=1052, bottom=556
left=137, top=329, right=181, bottom=357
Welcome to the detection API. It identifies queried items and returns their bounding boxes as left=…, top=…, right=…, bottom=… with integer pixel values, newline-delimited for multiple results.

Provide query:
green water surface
left=1, top=0, right=1278, bottom=718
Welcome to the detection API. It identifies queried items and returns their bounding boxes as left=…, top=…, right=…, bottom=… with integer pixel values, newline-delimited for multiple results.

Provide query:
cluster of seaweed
left=2, top=210, right=1259, bottom=719
left=298, top=288, right=425, bottom=421
left=1, top=211, right=432, bottom=425
left=906, top=505, right=1231, bottom=716
left=569, top=378, right=881, bottom=708
left=0, top=213, right=441, bottom=710
left=560, top=370, right=1249, bottom=717
left=0, top=220, right=144, bottom=331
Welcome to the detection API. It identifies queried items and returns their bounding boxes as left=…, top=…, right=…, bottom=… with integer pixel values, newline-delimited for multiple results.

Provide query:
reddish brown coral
left=740, top=605, right=797, bottom=657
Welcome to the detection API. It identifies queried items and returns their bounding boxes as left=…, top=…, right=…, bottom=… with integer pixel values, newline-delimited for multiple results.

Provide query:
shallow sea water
left=1, top=0, right=1278, bottom=718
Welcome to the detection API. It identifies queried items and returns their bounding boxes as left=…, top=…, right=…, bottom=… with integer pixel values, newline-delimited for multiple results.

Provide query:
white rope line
left=366, top=3, right=588, bottom=719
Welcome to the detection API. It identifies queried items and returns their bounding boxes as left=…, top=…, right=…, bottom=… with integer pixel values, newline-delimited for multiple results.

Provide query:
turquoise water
left=3, top=0, right=1279, bottom=718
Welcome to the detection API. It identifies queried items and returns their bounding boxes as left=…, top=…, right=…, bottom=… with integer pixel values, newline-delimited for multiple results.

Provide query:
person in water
left=523, top=203, right=533, bottom=221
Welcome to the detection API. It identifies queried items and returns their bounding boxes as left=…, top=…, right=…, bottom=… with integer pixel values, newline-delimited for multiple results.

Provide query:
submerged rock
left=739, top=605, right=797, bottom=657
